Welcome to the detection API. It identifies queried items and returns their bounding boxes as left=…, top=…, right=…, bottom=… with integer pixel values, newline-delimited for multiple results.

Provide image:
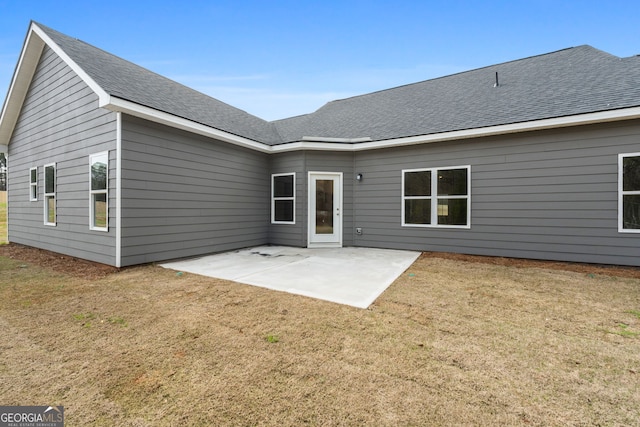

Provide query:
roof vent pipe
left=493, top=72, right=499, bottom=87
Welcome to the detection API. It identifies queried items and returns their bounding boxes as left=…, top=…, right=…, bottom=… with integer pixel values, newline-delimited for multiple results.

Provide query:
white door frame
left=307, top=172, right=343, bottom=248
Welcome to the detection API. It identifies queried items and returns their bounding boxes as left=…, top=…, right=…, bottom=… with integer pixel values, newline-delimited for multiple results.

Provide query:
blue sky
left=0, top=0, right=639, bottom=121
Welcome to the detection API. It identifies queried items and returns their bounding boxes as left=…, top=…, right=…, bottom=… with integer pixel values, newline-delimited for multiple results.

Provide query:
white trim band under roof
left=272, top=106, right=640, bottom=153
left=301, top=136, right=372, bottom=143
left=103, top=102, right=640, bottom=154
left=102, top=96, right=273, bottom=153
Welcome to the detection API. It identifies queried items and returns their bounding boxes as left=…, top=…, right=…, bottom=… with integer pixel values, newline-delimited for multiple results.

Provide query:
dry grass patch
left=0, top=251, right=639, bottom=426
left=0, top=197, right=6, bottom=244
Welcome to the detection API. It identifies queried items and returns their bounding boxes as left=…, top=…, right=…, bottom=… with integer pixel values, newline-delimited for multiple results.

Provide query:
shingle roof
left=273, top=46, right=640, bottom=143
left=24, top=23, right=640, bottom=147
left=36, top=23, right=283, bottom=145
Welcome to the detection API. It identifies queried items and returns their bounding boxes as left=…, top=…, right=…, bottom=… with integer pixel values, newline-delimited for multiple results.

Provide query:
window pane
left=623, top=156, right=640, bottom=192
left=45, top=165, right=55, bottom=194
left=91, top=156, right=108, bottom=191
left=437, top=199, right=468, bottom=226
left=437, top=168, right=467, bottom=196
left=405, top=199, right=431, bottom=224
left=46, top=196, right=55, bottom=223
left=274, top=200, right=294, bottom=222
left=30, top=168, right=37, bottom=183
left=315, top=180, right=333, bottom=233
left=623, top=195, right=640, bottom=229
left=273, top=175, right=294, bottom=197
left=31, top=185, right=37, bottom=200
left=404, top=171, right=431, bottom=196
left=93, top=193, right=108, bottom=228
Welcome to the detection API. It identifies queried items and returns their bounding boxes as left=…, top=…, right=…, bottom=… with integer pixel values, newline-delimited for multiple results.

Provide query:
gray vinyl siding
left=269, top=152, right=306, bottom=246
left=7, top=45, right=118, bottom=265
left=269, top=151, right=355, bottom=247
left=352, top=120, right=640, bottom=266
left=119, top=116, right=270, bottom=266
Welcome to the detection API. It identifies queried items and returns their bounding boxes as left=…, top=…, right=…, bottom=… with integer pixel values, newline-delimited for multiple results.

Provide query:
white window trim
left=90, top=151, right=109, bottom=231
left=271, top=172, right=296, bottom=224
left=619, top=152, right=640, bottom=233
left=29, top=166, right=37, bottom=201
left=401, top=165, right=471, bottom=229
left=43, top=162, right=56, bottom=226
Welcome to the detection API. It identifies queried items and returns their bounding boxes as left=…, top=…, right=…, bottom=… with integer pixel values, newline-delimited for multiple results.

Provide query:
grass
left=0, top=196, right=6, bottom=244
left=94, top=200, right=107, bottom=228
left=0, top=253, right=639, bottom=426
left=265, top=333, right=280, bottom=343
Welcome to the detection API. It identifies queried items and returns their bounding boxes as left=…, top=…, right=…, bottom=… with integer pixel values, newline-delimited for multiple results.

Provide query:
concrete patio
left=160, top=246, right=421, bottom=308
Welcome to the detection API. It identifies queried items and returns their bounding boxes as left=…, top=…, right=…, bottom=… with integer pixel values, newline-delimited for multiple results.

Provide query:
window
left=90, top=152, right=108, bottom=231
left=272, top=173, right=295, bottom=224
left=29, top=167, right=37, bottom=201
left=402, top=166, right=470, bottom=228
left=44, top=163, right=56, bottom=226
left=620, top=153, right=640, bottom=232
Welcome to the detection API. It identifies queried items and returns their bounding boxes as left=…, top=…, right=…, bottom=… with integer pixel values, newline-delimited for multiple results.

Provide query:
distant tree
left=0, top=153, right=5, bottom=191
left=91, top=161, right=107, bottom=190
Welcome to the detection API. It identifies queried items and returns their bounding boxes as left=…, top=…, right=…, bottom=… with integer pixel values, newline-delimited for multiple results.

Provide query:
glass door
left=308, top=172, right=342, bottom=247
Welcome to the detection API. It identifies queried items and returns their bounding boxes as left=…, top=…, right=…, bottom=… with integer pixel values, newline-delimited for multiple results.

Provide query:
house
left=1, top=21, right=640, bottom=268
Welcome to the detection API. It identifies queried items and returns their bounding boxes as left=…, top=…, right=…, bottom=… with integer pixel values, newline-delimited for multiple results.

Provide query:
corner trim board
left=115, top=112, right=122, bottom=267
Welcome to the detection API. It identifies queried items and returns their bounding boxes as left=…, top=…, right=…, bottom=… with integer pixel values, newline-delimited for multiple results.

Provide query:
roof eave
left=103, top=97, right=273, bottom=153
left=270, top=106, right=640, bottom=153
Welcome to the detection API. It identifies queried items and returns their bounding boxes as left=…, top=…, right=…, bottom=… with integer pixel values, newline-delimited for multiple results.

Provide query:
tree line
left=0, top=153, right=6, bottom=191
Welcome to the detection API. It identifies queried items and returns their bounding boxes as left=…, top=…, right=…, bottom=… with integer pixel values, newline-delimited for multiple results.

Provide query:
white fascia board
left=358, top=107, right=640, bottom=150
left=365, top=107, right=640, bottom=151
left=272, top=106, right=640, bottom=153
left=30, top=23, right=110, bottom=105
left=0, top=23, right=111, bottom=147
left=0, top=26, right=45, bottom=147
left=103, top=97, right=273, bottom=153
left=301, top=136, right=372, bottom=143
left=271, top=141, right=357, bottom=153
